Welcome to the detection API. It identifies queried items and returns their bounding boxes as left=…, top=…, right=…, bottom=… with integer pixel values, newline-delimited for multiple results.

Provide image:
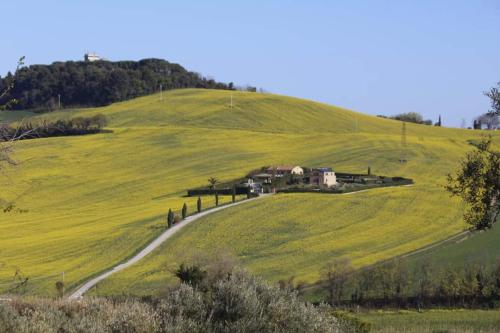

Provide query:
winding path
left=69, top=194, right=272, bottom=299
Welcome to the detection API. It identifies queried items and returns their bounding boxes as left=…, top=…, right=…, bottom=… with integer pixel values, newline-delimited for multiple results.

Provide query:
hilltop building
left=84, top=52, right=104, bottom=62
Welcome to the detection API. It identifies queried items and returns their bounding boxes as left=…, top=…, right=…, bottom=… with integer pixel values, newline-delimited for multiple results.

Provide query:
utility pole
left=400, top=122, right=407, bottom=163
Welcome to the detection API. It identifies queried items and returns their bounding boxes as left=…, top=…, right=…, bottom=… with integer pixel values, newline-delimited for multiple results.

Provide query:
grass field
left=397, top=219, right=500, bottom=277
left=0, top=89, right=498, bottom=296
left=355, top=309, right=500, bottom=333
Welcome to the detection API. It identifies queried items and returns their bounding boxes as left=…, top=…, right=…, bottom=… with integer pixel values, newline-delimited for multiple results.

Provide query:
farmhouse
left=309, top=167, right=337, bottom=188
left=265, top=165, right=304, bottom=176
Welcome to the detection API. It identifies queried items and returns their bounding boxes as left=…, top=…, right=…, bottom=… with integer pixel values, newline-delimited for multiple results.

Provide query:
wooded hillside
left=0, top=58, right=233, bottom=110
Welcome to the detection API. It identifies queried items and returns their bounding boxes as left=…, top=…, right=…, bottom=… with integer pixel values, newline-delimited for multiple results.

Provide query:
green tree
left=197, top=196, right=202, bottom=213
left=167, top=209, right=174, bottom=228
left=182, top=203, right=188, bottom=219
left=438, top=268, right=462, bottom=306
left=446, top=138, right=500, bottom=230
left=389, top=111, right=432, bottom=125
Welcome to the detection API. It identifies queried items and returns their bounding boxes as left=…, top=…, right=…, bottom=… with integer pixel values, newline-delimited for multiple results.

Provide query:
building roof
left=253, top=173, right=273, bottom=178
left=266, top=165, right=301, bottom=172
left=313, top=167, right=333, bottom=172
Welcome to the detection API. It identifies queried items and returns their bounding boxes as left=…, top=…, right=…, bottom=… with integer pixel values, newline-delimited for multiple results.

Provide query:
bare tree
left=322, top=258, right=353, bottom=306
left=0, top=57, right=37, bottom=211
left=484, top=82, right=500, bottom=116
left=475, top=113, right=499, bottom=130
left=0, top=57, right=27, bottom=172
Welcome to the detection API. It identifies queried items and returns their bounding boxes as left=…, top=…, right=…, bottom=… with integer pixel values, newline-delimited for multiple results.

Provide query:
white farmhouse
left=310, top=167, right=337, bottom=188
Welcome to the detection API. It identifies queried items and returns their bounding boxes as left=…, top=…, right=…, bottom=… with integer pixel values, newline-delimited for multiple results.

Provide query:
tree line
left=0, top=58, right=234, bottom=111
left=377, top=112, right=437, bottom=125
left=0, top=114, right=107, bottom=141
left=315, top=257, right=500, bottom=309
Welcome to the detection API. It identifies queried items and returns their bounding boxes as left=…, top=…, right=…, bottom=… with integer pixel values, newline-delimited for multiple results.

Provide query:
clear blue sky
left=1, top=0, right=499, bottom=127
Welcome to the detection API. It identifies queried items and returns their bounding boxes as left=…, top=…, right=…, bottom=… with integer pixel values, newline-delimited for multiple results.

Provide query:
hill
left=397, top=219, right=500, bottom=273
left=0, top=59, right=232, bottom=111
left=0, top=89, right=497, bottom=296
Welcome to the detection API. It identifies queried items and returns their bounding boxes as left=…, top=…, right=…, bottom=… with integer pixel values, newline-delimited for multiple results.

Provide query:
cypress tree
left=232, top=185, right=236, bottom=203
left=182, top=203, right=188, bottom=219
left=247, top=187, right=251, bottom=199
left=167, top=209, right=174, bottom=228
left=215, top=192, right=219, bottom=206
left=197, top=197, right=202, bottom=213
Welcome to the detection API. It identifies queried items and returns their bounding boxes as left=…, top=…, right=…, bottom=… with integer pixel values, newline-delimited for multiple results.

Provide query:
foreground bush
left=0, top=270, right=351, bottom=333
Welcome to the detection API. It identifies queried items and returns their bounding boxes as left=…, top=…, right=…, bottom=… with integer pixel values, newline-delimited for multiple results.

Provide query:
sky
left=1, top=0, right=499, bottom=127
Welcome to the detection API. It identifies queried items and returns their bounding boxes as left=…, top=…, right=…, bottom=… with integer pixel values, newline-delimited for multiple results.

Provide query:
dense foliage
left=0, top=115, right=107, bottom=141
left=0, top=59, right=233, bottom=110
left=317, top=257, right=500, bottom=309
left=0, top=270, right=350, bottom=333
left=377, top=112, right=434, bottom=125
left=446, top=138, right=500, bottom=230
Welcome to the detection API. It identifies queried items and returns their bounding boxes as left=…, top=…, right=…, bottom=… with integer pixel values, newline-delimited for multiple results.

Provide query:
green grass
left=400, top=220, right=500, bottom=273
left=0, top=88, right=498, bottom=296
left=355, top=309, right=500, bottom=333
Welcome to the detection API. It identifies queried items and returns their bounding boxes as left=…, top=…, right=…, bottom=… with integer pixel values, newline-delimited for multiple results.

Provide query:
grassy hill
left=0, top=89, right=497, bottom=296
left=397, top=220, right=500, bottom=273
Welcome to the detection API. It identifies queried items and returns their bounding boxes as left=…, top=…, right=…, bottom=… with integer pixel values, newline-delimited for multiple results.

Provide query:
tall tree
left=446, top=138, right=500, bottom=230
left=197, top=196, right=202, bottom=213
left=208, top=177, right=219, bottom=206
left=167, top=209, right=174, bottom=228
left=182, top=203, right=188, bottom=219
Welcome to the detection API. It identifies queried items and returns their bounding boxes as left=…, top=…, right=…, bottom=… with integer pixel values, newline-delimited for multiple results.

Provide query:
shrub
left=0, top=270, right=348, bottom=333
